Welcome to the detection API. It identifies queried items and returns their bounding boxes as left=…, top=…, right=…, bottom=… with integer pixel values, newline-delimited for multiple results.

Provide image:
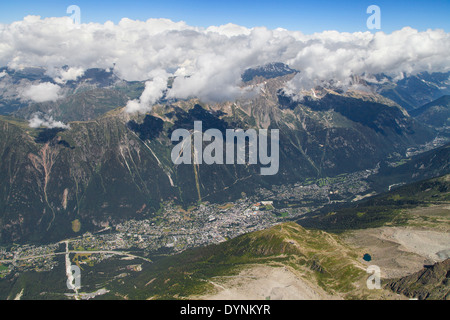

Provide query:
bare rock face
left=384, top=259, right=450, bottom=300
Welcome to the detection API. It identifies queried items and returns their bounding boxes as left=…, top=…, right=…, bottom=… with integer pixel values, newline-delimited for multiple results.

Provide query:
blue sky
left=0, top=0, right=449, bottom=33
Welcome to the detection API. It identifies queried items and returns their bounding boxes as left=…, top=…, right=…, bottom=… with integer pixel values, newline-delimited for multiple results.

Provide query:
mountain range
left=0, top=63, right=449, bottom=300
left=1, top=64, right=448, bottom=243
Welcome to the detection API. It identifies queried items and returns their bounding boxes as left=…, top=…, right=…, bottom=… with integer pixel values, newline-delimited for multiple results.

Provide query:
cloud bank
left=1, top=16, right=449, bottom=111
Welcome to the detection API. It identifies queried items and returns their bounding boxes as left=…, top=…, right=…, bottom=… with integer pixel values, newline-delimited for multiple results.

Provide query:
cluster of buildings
left=0, top=166, right=379, bottom=278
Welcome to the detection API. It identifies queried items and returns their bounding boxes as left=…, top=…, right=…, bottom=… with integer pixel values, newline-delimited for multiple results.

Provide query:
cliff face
left=385, top=259, right=450, bottom=300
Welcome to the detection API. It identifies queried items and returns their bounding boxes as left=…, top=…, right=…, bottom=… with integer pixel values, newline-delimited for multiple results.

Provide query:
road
left=0, top=248, right=152, bottom=264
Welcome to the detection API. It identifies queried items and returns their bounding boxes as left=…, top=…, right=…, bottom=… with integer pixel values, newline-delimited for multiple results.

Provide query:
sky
left=0, top=0, right=449, bottom=33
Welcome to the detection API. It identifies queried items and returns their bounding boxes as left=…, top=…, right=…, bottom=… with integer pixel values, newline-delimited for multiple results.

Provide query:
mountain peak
left=242, top=62, right=297, bottom=82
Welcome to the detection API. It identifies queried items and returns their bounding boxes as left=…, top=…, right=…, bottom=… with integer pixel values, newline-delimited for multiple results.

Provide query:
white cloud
left=48, top=67, right=85, bottom=84
left=125, top=69, right=169, bottom=113
left=20, top=82, right=62, bottom=103
left=28, top=113, right=69, bottom=129
left=0, top=16, right=449, bottom=107
left=206, top=23, right=251, bottom=37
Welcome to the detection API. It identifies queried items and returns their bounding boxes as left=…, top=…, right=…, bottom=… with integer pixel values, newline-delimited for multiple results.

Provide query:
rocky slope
left=384, top=259, right=450, bottom=300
